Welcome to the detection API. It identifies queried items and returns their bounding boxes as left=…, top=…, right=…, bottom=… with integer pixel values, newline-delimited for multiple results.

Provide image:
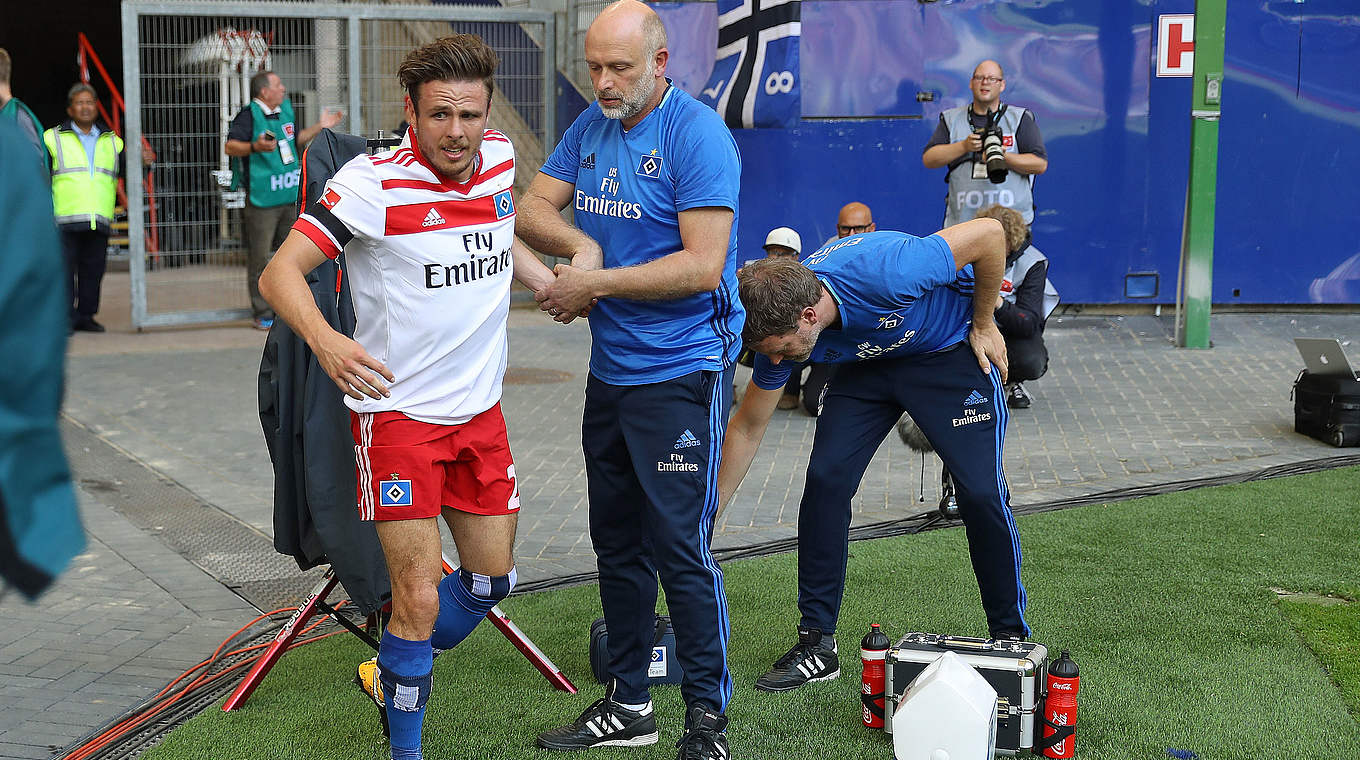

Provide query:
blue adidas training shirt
left=540, top=84, right=744, bottom=385
left=752, top=231, right=977, bottom=390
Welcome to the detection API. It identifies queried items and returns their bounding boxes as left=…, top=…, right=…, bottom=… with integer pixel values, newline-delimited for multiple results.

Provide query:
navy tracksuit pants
left=583, top=368, right=734, bottom=712
left=797, top=343, right=1029, bottom=638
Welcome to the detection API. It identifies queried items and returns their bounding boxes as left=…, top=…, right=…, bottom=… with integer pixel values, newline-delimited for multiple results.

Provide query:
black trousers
left=796, top=344, right=1028, bottom=638
left=1003, top=330, right=1049, bottom=383
left=62, top=228, right=108, bottom=322
left=583, top=368, right=734, bottom=712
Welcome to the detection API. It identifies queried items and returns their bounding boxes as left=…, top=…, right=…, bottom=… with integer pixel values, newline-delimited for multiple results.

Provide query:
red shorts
left=350, top=404, right=520, bottom=521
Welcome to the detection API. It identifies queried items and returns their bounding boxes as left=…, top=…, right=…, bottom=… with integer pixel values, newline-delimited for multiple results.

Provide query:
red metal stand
left=222, top=569, right=340, bottom=711
left=222, top=559, right=576, bottom=712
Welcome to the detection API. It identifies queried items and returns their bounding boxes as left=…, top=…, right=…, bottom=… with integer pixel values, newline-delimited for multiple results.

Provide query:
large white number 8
left=764, top=70, right=794, bottom=95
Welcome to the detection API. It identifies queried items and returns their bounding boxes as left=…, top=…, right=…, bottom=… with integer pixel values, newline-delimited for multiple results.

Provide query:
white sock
left=614, top=700, right=652, bottom=713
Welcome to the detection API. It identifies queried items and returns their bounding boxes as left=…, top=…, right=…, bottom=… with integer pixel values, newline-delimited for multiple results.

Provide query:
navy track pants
left=583, top=368, right=734, bottom=711
left=796, top=343, right=1029, bottom=638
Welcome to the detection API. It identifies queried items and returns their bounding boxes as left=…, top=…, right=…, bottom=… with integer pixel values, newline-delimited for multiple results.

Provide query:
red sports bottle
left=860, top=623, right=891, bottom=728
left=1041, top=650, right=1080, bottom=758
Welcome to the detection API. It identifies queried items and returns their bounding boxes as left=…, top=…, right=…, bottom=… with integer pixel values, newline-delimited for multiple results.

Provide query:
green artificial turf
left=1279, top=594, right=1360, bottom=721
left=143, top=466, right=1360, bottom=760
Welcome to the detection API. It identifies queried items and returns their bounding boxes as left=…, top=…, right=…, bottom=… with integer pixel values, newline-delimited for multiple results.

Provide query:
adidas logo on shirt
left=421, top=208, right=445, bottom=228
left=674, top=429, right=701, bottom=449
left=963, top=390, right=989, bottom=407
left=580, top=152, right=596, bottom=170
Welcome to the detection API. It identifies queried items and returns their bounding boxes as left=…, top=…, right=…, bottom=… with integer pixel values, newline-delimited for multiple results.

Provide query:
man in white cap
left=763, top=226, right=801, bottom=259
left=740, top=227, right=805, bottom=408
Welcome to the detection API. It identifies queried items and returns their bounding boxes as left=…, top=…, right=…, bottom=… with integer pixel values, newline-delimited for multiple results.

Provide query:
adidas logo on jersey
left=580, top=152, right=596, bottom=170
left=963, top=390, right=989, bottom=407
left=674, top=429, right=701, bottom=449
left=421, top=208, right=446, bottom=228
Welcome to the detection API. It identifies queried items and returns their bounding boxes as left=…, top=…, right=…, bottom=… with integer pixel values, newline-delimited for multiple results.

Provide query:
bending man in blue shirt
left=516, top=2, right=743, bottom=757
left=718, top=219, right=1029, bottom=693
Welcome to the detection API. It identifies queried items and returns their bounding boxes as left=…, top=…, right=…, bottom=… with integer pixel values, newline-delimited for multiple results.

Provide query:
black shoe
left=675, top=703, right=729, bottom=760
left=754, top=627, right=839, bottom=692
left=73, top=318, right=106, bottom=333
left=1006, top=382, right=1032, bottom=409
left=991, top=630, right=1028, bottom=642
left=537, top=686, right=659, bottom=751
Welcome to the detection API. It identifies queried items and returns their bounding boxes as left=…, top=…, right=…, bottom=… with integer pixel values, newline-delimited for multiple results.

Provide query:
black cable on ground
left=56, top=603, right=369, bottom=760
left=519, top=454, right=1360, bottom=593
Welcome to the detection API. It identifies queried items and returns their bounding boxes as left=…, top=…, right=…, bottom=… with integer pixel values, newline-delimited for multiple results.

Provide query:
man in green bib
left=225, top=70, right=342, bottom=329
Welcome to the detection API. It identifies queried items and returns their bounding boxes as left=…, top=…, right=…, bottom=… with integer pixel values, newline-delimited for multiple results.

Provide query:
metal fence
left=121, top=1, right=555, bottom=329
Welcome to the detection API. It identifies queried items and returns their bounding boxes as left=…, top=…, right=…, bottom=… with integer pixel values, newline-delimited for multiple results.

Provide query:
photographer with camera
left=922, top=60, right=1047, bottom=228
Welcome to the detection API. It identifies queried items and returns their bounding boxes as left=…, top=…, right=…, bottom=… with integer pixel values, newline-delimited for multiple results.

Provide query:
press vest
left=234, top=99, right=300, bottom=208
left=1001, top=245, right=1059, bottom=320
left=942, top=104, right=1035, bottom=227
left=43, top=124, right=122, bottom=232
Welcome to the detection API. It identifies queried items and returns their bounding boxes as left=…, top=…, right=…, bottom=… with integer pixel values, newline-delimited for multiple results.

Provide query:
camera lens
left=982, top=130, right=1007, bottom=184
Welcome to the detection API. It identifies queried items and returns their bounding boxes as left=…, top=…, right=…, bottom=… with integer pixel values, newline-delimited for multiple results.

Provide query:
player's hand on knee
left=316, top=331, right=394, bottom=400
left=969, top=322, right=1009, bottom=383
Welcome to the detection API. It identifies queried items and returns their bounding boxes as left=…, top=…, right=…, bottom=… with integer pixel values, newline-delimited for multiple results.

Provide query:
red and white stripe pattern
left=294, top=129, right=516, bottom=259
left=355, top=412, right=376, bottom=520
left=291, top=129, right=518, bottom=427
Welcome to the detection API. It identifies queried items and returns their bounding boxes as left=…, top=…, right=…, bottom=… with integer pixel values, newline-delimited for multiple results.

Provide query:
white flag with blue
left=698, top=0, right=801, bottom=129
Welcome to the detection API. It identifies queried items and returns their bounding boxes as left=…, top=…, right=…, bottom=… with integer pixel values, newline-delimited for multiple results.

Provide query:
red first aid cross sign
left=1157, top=14, right=1195, bottom=77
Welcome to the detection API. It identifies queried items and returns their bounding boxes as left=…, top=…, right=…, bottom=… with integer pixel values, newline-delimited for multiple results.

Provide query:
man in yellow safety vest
left=43, top=84, right=138, bottom=333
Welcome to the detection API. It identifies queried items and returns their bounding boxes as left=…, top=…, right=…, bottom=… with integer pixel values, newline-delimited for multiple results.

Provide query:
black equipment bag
left=589, top=615, right=685, bottom=685
left=1293, top=370, right=1360, bottom=447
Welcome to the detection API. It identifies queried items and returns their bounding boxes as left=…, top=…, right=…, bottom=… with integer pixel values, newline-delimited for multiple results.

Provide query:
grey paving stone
left=0, top=741, right=57, bottom=759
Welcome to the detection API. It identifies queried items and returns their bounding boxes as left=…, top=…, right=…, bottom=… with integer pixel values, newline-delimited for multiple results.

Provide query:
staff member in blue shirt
left=718, top=220, right=1030, bottom=693
left=516, top=2, right=743, bottom=758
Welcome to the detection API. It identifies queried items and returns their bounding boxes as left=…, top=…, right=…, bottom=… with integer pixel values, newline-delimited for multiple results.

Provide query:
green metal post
left=1176, top=0, right=1227, bottom=348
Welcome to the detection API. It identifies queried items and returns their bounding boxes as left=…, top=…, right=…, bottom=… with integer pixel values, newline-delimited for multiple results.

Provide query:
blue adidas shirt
left=752, top=231, right=976, bottom=390
left=540, top=84, right=744, bottom=385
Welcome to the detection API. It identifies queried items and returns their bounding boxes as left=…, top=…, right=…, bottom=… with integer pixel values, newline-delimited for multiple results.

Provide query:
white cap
left=763, top=226, right=802, bottom=254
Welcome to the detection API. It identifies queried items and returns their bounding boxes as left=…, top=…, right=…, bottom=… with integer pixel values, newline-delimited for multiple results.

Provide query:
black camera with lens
left=974, top=110, right=1008, bottom=184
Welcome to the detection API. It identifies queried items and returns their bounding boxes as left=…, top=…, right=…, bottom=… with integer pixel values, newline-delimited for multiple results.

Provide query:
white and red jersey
left=293, top=129, right=517, bottom=425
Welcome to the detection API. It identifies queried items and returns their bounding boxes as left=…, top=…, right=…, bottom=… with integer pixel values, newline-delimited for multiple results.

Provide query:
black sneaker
left=754, top=627, right=839, bottom=692
left=676, top=703, right=729, bottom=760
left=537, top=686, right=659, bottom=751
left=1006, top=382, right=1032, bottom=409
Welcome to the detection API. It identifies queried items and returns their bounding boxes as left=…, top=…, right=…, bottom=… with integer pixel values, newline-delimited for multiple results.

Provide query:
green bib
left=234, top=98, right=301, bottom=208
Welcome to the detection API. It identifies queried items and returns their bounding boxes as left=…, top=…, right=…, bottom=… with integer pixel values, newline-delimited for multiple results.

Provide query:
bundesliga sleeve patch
left=379, top=478, right=413, bottom=507
left=320, top=188, right=341, bottom=209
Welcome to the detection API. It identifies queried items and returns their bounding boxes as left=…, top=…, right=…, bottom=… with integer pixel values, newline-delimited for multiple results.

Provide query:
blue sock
left=430, top=566, right=517, bottom=651
left=378, top=630, right=433, bottom=760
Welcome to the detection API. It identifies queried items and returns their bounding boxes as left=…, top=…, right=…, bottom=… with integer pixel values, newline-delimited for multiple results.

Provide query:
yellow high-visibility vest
left=43, top=125, right=123, bottom=232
